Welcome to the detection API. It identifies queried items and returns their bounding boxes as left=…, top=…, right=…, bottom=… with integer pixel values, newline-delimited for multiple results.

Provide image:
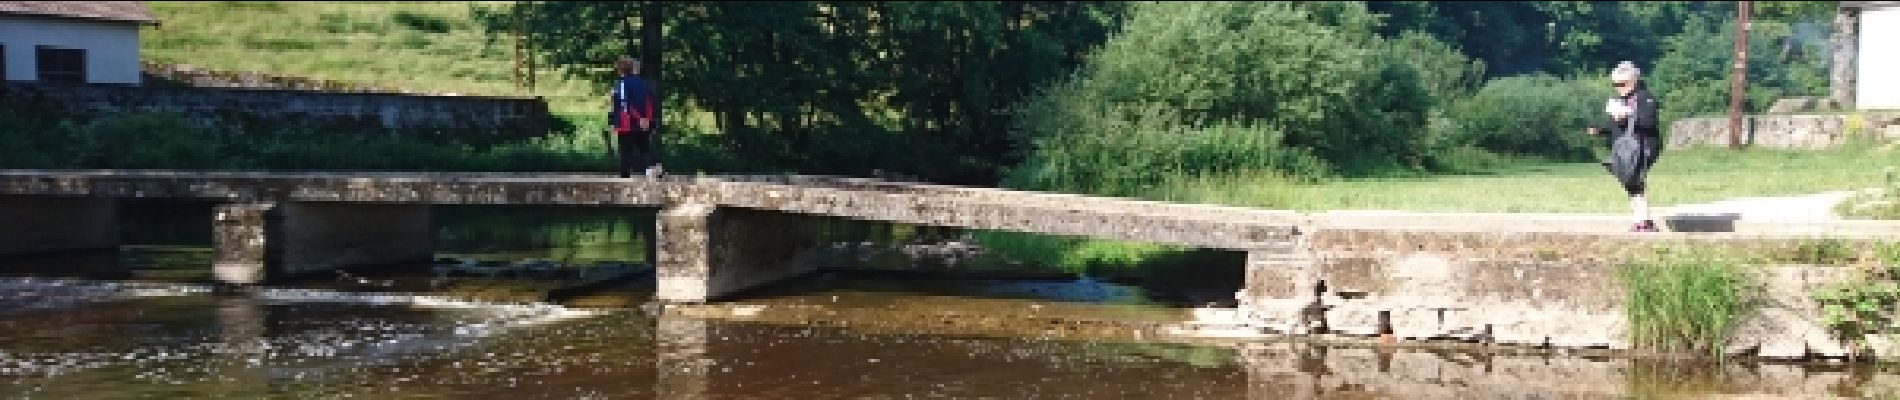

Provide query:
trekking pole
left=601, top=128, right=616, bottom=158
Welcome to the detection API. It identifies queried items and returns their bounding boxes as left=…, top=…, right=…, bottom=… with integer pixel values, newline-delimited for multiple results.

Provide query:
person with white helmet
left=1587, top=61, right=1663, bottom=232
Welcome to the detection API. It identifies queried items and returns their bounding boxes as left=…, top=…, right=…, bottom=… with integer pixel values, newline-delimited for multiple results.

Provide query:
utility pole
left=512, top=8, right=521, bottom=92
left=1729, top=1, right=1752, bottom=149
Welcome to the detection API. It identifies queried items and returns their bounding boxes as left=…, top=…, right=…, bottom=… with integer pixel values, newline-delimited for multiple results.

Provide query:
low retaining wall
left=1667, top=113, right=1900, bottom=150
left=1237, top=229, right=1887, bottom=359
left=0, top=81, right=551, bottom=144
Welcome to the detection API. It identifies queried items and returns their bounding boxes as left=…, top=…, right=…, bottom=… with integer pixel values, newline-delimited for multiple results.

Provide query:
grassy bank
left=142, top=1, right=598, bottom=114
left=977, top=145, right=1900, bottom=277
left=1153, top=145, right=1900, bottom=213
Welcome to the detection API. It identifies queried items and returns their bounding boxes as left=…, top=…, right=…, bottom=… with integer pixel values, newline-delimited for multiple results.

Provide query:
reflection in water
left=1, top=278, right=1899, bottom=398
left=655, top=314, right=710, bottom=400
left=434, top=205, right=655, bottom=265
left=1239, top=342, right=1900, bottom=399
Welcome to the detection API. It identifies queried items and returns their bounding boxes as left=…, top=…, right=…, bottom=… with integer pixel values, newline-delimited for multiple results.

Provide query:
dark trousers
left=617, top=132, right=655, bottom=178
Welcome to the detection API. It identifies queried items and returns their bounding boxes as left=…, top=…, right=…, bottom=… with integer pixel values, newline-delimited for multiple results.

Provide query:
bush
left=1383, top=31, right=1486, bottom=106
left=1440, top=75, right=1603, bottom=161
left=0, top=108, right=75, bottom=168
left=1007, top=102, right=1328, bottom=196
left=1006, top=2, right=1438, bottom=195
left=83, top=112, right=227, bottom=169
left=392, top=10, right=453, bottom=34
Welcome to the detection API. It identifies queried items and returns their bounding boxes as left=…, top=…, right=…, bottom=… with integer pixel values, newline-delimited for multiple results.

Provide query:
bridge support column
left=0, top=196, right=118, bottom=256
left=214, top=202, right=433, bottom=285
left=1239, top=235, right=1323, bottom=334
left=655, top=204, right=824, bottom=302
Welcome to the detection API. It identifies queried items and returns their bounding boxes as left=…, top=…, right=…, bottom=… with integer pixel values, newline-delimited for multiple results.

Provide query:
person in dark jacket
left=1587, top=61, right=1663, bottom=232
left=609, top=56, right=660, bottom=178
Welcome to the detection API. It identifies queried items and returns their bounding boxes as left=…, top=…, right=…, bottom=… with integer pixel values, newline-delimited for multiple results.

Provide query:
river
left=0, top=202, right=1895, bottom=399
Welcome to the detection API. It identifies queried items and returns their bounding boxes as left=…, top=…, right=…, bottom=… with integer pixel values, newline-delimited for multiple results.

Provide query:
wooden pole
left=512, top=1, right=523, bottom=92
left=1729, top=1, right=1752, bottom=149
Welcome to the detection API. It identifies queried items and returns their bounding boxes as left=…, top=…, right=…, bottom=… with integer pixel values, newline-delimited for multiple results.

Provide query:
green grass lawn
left=141, top=1, right=599, bottom=114
left=982, top=144, right=1900, bottom=275
left=1149, top=145, right=1900, bottom=213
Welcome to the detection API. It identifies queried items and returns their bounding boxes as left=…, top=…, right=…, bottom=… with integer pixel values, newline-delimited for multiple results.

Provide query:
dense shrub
left=1440, top=75, right=1603, bottom=161
left=1005, top=2, right=1455, bottom=196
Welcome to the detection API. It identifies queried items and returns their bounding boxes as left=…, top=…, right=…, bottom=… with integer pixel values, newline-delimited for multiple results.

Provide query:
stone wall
left=1667, top=113, right=1900, bottom=150
left=141, top=62, right=458, bottom=95
left=0, top=81, right=551, bottom=145
left=1237, top=229, right=1883, bottom=359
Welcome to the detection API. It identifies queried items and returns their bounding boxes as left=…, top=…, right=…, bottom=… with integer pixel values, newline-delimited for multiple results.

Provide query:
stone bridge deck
left=0, top=170, right=1298, bottom=251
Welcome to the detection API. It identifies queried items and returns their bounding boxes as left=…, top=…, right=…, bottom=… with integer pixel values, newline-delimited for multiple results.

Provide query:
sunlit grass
left=1149, top=146, right=1900, bottom=213
left=1622, top=247, right=1748, bottom=357
left=143, top=1, right=599, bottom=114
left=981, top=145, right=1900, bottom=272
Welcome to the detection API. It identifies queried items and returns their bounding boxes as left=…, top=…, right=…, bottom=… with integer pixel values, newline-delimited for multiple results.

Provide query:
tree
left=473, top=1, right=1125, bottom=184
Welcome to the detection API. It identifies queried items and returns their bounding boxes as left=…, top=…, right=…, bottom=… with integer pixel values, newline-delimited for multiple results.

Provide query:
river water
left=1, top=202, right=1898, bottom=399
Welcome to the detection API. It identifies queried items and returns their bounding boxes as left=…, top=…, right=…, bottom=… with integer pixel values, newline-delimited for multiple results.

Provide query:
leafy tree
left=472, top=1, right=1126, bottom=184
left=1649, top=7, right=1832, bottom=125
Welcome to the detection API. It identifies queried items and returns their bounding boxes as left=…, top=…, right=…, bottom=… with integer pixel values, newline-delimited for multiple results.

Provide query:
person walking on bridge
left=609, top=56, right=661, bottom=179
left=1586, top=61, right=1663, bottom=232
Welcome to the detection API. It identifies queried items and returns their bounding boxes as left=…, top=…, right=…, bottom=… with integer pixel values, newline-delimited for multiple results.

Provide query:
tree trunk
left=642, top=1, right=663, bottom=87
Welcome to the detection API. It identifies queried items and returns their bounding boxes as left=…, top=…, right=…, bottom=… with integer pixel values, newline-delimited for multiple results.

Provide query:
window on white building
left=35, top=46, right=85, bottom=85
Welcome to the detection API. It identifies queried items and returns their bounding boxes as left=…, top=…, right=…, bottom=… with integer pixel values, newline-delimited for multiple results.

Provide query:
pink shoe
left=1630, top=220, right=1659, bottom=233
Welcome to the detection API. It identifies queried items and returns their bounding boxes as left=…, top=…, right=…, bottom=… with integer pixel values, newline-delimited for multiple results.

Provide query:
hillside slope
left=141, top=1, right=598, bottom=114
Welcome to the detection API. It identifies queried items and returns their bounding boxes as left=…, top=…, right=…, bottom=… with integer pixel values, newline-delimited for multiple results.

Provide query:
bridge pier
left=0, top=196, right=119, bottom=256
left=655, top=204, right=825, bottom=302
left=1239, top=241, right=1323, bottom=335
left=213, top=202, right=433, bottom=285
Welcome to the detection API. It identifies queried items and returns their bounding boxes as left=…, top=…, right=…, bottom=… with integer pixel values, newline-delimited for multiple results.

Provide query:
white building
left=1843, top=2, right=1900, bottom=110
left=0, top=1, right=158, bottom=85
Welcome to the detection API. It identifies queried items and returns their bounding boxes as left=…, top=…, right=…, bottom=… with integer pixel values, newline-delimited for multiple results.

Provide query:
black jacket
left=1593, top=87, right=1660, bottom=137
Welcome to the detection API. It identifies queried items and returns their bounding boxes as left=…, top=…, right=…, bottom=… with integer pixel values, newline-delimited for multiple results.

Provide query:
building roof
left=0, top=1, right=158, bottom=25
left=1844, top=1, right=1900, bottom=10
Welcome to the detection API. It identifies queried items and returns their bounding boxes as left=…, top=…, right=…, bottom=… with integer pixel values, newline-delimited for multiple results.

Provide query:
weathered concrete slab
left=656, top=204, right=826, bottom=302
left=0, top=170, right=1299, bottom=250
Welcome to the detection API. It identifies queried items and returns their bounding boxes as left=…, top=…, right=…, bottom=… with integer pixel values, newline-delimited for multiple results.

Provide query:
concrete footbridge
left=3, top=169, right=1898, bottom=357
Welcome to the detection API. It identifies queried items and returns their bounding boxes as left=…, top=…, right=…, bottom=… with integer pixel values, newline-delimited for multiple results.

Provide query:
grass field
left=1149, top=145, right=1900, bottom=213
left=141, top=1, right=599, bottom=114
left=982, top=143, right=1900, bottom=278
